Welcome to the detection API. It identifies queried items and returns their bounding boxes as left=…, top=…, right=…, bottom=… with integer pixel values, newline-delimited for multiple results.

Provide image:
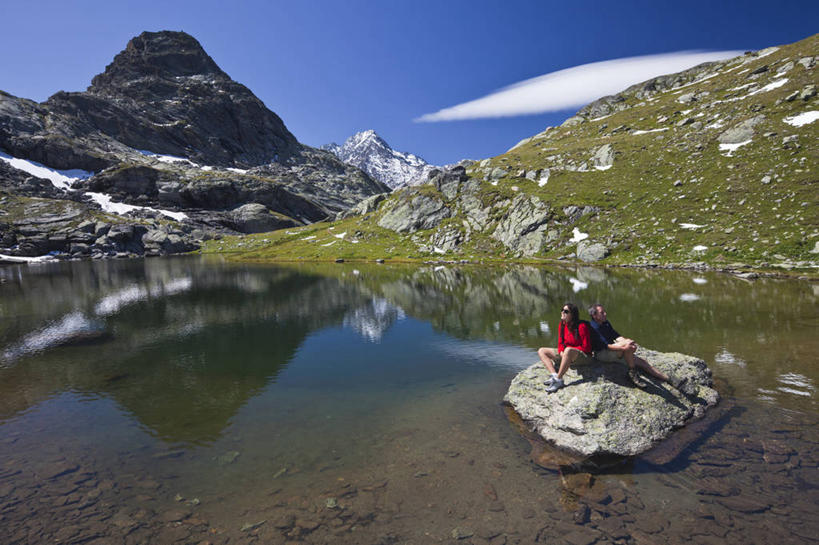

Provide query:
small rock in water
left=325, top=497, right=339, bottom=509
left=240, top=520, right=266, bottom=532
left=215, top=451, right=240, bottom=465
left=451, top=527, right=474, bottom=540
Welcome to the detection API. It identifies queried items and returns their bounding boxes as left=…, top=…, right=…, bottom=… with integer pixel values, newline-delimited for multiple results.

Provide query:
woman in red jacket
left=537, top=302, right=592, bottom=393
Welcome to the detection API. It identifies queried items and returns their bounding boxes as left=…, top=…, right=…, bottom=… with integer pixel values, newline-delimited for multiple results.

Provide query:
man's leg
left=633, top=355, right=669, bottom=381
left=620, top=345, right=648, bottom=388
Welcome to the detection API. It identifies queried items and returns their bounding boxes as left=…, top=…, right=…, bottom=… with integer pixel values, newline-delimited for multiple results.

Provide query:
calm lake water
left=1, top=257, right=817, bottom=545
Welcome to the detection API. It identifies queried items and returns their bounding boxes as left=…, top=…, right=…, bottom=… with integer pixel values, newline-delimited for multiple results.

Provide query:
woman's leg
left=538, top=347, right=559, bottom=375
left=556, top=348, right=580, bottom=379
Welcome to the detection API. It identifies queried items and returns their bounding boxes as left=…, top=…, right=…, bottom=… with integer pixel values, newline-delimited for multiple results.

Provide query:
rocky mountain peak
left=324, top=130, right=437, bottom=189
left=90, top=31, right=227, bottom=93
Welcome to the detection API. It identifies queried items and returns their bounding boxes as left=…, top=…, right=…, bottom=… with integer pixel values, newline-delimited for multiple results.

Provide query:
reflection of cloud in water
left=343, top=298, right=406, bottom=342
left=693, top=277, right=708, bottom=285
left=3, top=312, right=101, bottom=361
left=679, top=293, right=700, bottom=302
left=569, top=277, right=588, bottom=293
left=777, top=373, right=814, bottom=397
left=95, top=277, right=192, bottom=316
left=714, top=348, right=746, bottom=368
left=434, top=339, right=535, bottom=370
left=539, top=321, right=550, bottom=334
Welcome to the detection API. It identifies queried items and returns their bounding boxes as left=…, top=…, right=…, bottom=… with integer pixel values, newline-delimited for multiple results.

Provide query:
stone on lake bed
left=504, top=348, right=719, bottom=457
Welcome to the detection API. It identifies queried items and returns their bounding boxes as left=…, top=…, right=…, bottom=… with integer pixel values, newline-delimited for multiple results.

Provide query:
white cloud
left=416, top=50, right=742, bottom=122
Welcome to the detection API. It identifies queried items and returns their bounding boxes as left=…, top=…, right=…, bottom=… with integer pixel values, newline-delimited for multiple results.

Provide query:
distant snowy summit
left=323, top=130, right=438, bottom=190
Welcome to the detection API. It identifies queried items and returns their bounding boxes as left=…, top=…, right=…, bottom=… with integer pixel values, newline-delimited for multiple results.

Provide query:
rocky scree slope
left=323, top=130, right=439, bottom=189
left=0, top=30, right=388, bottom=259
left=216, top=34, right=817, bottom=271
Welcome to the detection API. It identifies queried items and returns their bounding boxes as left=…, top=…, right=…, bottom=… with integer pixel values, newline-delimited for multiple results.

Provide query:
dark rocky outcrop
left=0, top=30, right=390, bottom=259
left=25, top=31, right=300, bottom=169
left=504, top=349, right=720, bottom=457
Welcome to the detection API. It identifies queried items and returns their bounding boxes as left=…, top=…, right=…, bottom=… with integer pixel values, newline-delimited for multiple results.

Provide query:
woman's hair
left=562, top=302, right=580, bottom=334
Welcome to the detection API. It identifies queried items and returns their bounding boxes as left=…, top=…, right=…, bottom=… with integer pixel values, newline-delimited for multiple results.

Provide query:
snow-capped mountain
left=323, top=130, right=438, bottom=189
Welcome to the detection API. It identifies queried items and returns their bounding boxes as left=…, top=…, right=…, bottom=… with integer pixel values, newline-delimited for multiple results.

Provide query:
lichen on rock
left=504, top=348, right=719, bottom=457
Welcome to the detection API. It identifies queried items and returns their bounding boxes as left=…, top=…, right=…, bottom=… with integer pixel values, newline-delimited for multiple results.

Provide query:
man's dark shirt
left=589, top=320, right=620, bottom=352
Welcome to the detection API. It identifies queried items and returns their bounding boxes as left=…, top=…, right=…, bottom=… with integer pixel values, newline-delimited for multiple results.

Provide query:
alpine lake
left=1, top=257, right=817, bottom=545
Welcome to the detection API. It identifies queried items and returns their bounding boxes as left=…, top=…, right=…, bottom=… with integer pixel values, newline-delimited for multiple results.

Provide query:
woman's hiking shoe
left=545, top=378, right=564, bottom=393
left=544, top=374, right=559, bottom=386
left=628, top=368, right=647, bottom=388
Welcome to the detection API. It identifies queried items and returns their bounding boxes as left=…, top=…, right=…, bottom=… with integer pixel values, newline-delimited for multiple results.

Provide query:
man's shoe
left=544, top=374, right=558, bottom=386
left=545, top=378, right=565, bottom=393
left=667, top=374, right=686, bottom=390
left=628, top=368, right=647, bottom=388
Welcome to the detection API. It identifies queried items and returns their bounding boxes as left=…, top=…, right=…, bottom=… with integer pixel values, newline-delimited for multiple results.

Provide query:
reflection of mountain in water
left=2, top=258, right=817, bottom=440
left=342, top=298, right=405, bottom=342
left=0, top=258, right=377, bottom=444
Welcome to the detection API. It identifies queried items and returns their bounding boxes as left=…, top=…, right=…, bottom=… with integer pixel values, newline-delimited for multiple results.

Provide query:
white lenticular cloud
left=416, top=50, right=741, bottom=122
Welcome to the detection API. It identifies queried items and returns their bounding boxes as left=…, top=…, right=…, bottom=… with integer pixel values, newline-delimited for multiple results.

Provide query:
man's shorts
left=594, top=349, right=625, bottom=363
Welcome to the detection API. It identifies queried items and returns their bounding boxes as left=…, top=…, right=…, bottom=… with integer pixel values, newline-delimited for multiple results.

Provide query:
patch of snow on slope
left=571, top=228, right=589, bottom=243
left=0, top=151, right=186, bottom=221
left=0, top=151, right=91, bottom=190
left=719, top=140, right=752, bottom=156
left=632, top=128, right=668, bottom=135
left=784, top=111, right=819, bottom=127
left=747, top=78, right=788, bottom=96
left=85, top=193, right=187, bottom=221
left=138, top=150, right=199, bottom=167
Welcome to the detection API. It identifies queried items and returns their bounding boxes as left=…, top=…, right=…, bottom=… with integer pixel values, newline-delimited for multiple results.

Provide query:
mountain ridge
left=0, top=30, right=389, bottom=260
left=206, top=33, right=819, bottom=274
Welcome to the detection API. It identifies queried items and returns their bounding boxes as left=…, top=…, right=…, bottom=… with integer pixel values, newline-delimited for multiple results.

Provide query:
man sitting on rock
left=588, top=303, right=686, bottom=390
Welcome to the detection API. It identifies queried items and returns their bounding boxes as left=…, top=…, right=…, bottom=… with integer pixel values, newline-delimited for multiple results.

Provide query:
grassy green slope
left=205, top=35, right=818, bottom=272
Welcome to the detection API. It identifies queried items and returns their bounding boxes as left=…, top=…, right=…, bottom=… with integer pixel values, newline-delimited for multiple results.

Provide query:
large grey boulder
left=229, top=203, right=297, bottom=234
left=718, top=115, right=766, bottom=144
left=504, top=349, right=719, bottom=457
left=377, top=193, right=451, bottom=233
left=335, top=192, right=389, bottom=220
left=577, top=240, right=610, bottom=262
left=591, top=144, right=614, bottom=169
left=491, top=194, right=552, bottom=256
left=430, top=166, right=468, bottom=201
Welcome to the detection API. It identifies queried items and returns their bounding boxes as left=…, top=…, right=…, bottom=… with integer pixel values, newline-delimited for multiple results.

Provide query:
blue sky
left=1, top=0, right=817, bottom=165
